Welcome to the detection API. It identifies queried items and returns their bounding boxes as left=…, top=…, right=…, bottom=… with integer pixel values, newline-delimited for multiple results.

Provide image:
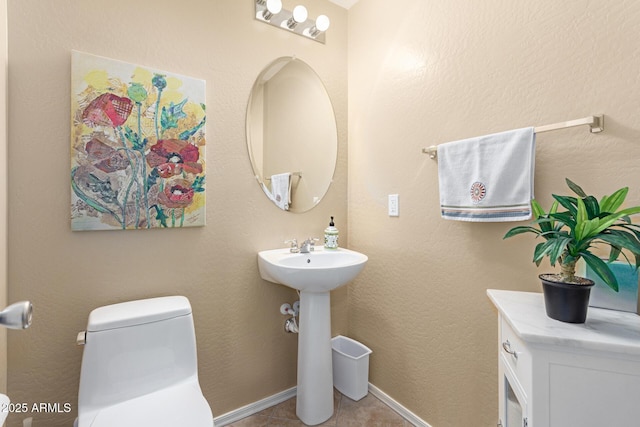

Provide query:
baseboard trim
left=368, top=383, right=432, bottom=427
left=213, top=383, right=432, bottom=427
left=213, top=387, right=297, bottom=426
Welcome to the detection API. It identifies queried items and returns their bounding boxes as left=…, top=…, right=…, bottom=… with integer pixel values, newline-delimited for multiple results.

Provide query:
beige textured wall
left=347, top=1, right=640, bottom=426
left=7, top=1, right=347, bottom=426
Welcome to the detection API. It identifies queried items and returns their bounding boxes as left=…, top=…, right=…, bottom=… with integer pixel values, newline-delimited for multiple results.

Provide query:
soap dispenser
left=324, top=216, right=339, bottom=250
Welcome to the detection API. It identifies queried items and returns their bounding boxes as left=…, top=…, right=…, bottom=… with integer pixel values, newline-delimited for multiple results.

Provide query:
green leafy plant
left=504, top=178, right=640, bottom=291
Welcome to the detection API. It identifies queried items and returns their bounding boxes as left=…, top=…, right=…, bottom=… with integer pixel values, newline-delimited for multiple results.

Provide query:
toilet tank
left=78, top=296, right=200, bottom=413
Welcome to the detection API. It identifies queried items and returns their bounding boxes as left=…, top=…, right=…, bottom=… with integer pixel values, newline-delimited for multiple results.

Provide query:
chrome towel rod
left=263, top=172, right=302, bottom=181
left=422, top=114, right=604, bottom=160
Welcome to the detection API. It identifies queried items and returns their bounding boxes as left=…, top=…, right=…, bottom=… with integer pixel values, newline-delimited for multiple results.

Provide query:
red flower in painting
left=82, top=93, right=133, bottom=127
left=147, top=139, right=203, bottom=178
left=158, top=179, right=195, bottom=208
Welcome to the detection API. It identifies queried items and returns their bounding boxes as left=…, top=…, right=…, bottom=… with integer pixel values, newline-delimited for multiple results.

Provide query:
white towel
left=269, top=173, right=292, bottom=211
left=437, top=127, right=535, bottom=222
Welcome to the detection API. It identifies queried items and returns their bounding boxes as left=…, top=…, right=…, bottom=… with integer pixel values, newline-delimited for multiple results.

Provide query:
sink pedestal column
left=296, top=291, right=333, bottom=425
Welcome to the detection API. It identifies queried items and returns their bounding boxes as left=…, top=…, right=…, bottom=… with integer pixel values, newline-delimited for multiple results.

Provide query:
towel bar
left=263, top=172, right=302, bottom=181
left=422, top=114, right=604, bottom=160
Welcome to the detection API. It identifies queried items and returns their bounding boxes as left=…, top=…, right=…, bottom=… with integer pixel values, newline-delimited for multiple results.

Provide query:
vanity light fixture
left=254, top=0, right=330, bottom=44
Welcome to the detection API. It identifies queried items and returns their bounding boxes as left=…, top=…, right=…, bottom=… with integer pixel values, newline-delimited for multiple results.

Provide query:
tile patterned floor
left=225, top=390, right=413, bottom=427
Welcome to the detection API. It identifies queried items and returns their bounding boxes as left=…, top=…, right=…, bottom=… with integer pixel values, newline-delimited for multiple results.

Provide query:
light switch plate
left=388, top=194, right=399, bottom=216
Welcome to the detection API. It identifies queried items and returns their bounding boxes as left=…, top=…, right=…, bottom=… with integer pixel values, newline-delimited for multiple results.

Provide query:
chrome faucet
left=300, top=237, right=319, bottom=253
left=285, top=239, right=299, bottom=253
left=285, top=238, right=319, bottom=253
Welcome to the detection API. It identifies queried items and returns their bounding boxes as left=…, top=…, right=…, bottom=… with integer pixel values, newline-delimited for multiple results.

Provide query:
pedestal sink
left=258, top=247, right=368, bottom=425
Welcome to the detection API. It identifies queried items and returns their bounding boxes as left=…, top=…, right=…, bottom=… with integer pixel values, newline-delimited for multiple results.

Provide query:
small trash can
left=331, top=335, right=372, bottom=401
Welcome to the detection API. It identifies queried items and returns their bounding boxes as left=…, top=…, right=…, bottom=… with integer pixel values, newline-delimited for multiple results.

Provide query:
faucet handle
left=304, top=237, right=319, bottom=251
left=284, top=239, right=299, bottom=253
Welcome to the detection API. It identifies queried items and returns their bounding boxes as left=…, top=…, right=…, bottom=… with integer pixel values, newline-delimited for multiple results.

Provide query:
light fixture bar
left=255, top=1, right=329, bottom=44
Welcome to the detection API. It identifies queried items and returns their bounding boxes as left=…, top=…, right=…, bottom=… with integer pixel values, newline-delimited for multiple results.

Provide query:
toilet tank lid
left=87, top=296, right=192, bottom=332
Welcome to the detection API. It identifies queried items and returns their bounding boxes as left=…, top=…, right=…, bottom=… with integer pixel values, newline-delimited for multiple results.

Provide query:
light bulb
left=262, top=0, right=282, bottom=21
left=315, top=15, right=330, bottom=32
left=286, top=5, right=308, bottom=29
left=292, top=5, right=308, bottom=23
left=308, top=14, right=330, bottom=37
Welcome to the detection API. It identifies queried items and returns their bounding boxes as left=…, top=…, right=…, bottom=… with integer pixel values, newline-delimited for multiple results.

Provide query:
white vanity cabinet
left=487, top=289, right=640, bottom=427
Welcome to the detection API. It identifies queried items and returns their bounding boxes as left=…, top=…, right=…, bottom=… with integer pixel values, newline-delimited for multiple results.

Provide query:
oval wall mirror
left=246, top=57, right=337, bottom=213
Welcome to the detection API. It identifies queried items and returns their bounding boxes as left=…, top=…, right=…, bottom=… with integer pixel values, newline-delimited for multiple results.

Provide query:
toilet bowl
left=76, top=296, right=214, bottom=426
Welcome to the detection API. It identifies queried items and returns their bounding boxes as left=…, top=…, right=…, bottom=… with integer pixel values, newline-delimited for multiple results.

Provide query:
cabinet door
left=548, top=357, right=640, bottom=426
left=499, top=356, right=528, bottom=427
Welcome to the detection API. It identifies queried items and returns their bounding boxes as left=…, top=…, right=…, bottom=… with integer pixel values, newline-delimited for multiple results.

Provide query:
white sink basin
left=258, top=247, right=368, bottom=292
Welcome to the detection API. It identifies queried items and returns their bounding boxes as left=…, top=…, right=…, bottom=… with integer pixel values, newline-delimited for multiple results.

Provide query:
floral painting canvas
left=70, top=51, right=206, bottom=231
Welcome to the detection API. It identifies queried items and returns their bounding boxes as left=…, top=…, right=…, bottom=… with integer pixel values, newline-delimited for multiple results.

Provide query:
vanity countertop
left=487, top=289, right=640, bottom=357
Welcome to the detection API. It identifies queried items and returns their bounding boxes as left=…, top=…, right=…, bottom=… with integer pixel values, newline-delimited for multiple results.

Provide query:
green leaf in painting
left=192, top=175, right=206, bottom=193
left=179, top=116, right=206, bottom=141
left=153, top=205, right=169, bottom=228
left=161, top=98, right=188, bottom=131
left=147, top=168, right=160, bottom=193
left=124, top=126, right=143, bottom=150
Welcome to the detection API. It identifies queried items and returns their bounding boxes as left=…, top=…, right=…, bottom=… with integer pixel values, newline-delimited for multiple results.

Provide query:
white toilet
left=76, top=296, right=214, bottom=426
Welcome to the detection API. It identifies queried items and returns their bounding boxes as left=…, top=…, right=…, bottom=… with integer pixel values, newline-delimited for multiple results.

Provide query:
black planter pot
left=539, top=274, right=595, bottom=323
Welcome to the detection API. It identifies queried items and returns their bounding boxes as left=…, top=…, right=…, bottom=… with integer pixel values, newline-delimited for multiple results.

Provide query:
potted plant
left=504, top=178, right=640, bottom=323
